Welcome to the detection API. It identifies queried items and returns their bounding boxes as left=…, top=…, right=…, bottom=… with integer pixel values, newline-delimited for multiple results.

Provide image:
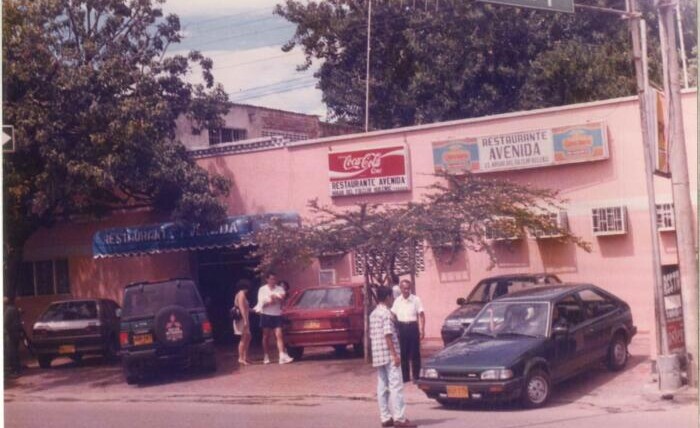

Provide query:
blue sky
left=162, top=0, right=326, bottom=117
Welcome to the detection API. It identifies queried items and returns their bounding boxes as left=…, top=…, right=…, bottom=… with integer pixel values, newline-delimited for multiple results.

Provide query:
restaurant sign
left=432, top=122, right=608, bottom=174
left=328, top=145, right=411, bottom=197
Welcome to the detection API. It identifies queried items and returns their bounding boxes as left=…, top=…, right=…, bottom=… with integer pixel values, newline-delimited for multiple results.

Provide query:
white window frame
left=656, top=203, right=675, bottom=232
left=530, top=211, right=569, bottom=239
left=319, top=269, right=336, bottom=286
left=484, top=217, right=523, bottom=241
left=591, top=206, right=628, bottom=236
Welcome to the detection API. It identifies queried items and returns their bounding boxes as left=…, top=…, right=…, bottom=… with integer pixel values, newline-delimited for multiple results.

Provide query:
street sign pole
left=656, top=0, right=698, bottom=387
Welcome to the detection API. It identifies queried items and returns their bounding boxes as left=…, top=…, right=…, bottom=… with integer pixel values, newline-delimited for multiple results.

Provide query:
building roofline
left=286, top=89, right=697, bottom=149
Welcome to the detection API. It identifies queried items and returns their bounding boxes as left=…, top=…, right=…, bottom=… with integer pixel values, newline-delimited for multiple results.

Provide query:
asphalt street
left=4, top=334, right=699, bottom=428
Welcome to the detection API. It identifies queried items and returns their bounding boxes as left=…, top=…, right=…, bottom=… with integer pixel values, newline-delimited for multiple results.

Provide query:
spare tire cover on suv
left=154, top=305, right=194, bottom=347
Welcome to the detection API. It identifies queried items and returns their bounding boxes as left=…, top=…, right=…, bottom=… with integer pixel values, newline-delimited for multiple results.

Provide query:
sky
left=161, top=0, right=326, bottom=118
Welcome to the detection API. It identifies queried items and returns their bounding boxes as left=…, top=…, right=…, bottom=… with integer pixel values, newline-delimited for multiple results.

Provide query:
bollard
left=657, top=354, right=683, bottom=391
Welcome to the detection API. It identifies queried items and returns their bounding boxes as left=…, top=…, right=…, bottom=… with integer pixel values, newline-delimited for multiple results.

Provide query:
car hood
left=427, top=335, right=545, bottom=369
left=445, top=303, right=483, bottom=321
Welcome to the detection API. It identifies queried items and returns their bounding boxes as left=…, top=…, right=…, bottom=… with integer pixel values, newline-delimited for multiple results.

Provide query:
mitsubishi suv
left=119, top=278, right=216, bottom=384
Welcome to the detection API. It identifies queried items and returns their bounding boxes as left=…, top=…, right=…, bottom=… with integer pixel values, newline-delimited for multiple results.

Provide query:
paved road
left=4, top=334, right=698, bottom=427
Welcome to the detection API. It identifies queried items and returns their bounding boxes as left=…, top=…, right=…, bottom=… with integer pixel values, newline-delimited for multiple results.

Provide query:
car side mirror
left=115, top=308, right=122, bottom=318
left=552, top=324, right=568, bottom=335
left=456, top=298, right=466, bottom=305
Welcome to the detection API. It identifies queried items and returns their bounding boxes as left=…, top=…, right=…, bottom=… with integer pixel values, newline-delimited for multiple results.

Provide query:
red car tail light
left=119, top=332, right=130, bottom=346
left=201, top=320, right=213, bottom=336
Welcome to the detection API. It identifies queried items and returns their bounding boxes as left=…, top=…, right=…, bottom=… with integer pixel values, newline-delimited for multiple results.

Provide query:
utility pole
left=656, top=0, right=698, bottom=387
left=626, top=0, right=669, bottom=358
left=364, top=0, right=373, bottom=132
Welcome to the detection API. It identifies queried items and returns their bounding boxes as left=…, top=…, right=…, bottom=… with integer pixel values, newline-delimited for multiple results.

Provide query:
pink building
left=20, top=91, right=697, bottom=356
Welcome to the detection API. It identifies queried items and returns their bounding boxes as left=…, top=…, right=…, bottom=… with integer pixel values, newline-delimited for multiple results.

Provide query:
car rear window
left=40, top=301, right=98, bottom=321
left=467, top=277, right=542, bottom=303
left=292, top=287, right=354, bottom=309
left=122, top=281, right=203, bottom=317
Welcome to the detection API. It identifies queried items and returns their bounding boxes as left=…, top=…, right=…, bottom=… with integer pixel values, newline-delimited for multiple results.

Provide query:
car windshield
left=292, top=287, right=354, bottom=309
left=466, top=278, right=542, bottom=303
left=40, top=301, right=98, bottom=322
left=122, top=281, right=202, bottom=317
left=467, top=301, right=550, bottom=337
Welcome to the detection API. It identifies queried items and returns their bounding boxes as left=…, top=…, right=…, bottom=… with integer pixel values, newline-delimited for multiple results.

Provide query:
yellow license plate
left=303, top=320, right=321, bottom=329
left=133, top=334, right=153, bottom=346
left=446, top=385, right=469, bottom=398
left=58, top=345, right=76, bottom=354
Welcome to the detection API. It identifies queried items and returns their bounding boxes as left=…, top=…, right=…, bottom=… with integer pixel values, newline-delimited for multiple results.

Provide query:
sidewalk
left=4, top=333, right=698, bottom=411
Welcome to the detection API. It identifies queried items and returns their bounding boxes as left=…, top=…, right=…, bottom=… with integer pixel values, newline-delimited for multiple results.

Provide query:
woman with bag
left=232, top=279, right=253, bottom=365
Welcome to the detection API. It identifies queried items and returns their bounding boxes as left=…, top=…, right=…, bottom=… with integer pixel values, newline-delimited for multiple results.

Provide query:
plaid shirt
left=370, top=304, right=399, bottom=367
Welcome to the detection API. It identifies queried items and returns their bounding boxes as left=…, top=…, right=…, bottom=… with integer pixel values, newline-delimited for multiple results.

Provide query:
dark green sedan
left=417, top=283, right=637, bottom=408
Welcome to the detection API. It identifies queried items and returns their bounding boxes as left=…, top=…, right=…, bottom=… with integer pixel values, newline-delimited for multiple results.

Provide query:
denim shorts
left=260, top=314, right=283, bottom=329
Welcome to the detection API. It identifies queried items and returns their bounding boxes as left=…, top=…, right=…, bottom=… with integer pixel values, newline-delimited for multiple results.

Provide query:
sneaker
left=381, top=419, right=394, bottom=427
left=263, top=355, right=271, bottom=365
left=278, top=353, right=294, bottom=364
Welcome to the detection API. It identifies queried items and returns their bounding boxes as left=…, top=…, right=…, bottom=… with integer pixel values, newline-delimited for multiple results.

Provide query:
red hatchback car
left=282, top=283, right=364, bottom=360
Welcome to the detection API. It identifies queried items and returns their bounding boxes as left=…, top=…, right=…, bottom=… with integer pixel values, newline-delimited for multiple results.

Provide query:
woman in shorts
left=233, top=279, right=253, bottom=365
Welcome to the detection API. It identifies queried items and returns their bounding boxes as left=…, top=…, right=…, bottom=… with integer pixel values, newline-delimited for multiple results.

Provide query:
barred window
left=656, top=203, right=675, bottom=231
left=592, top=206, right=627, bottom=235
left=353, top=241, right=425, bottom=277
left=209, top=127, right=247, bottom=145
left=16, top=259, right=70, bottom=297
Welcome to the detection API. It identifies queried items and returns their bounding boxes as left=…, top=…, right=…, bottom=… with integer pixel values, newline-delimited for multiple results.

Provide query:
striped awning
left=92, top=213, right=300, bottom=258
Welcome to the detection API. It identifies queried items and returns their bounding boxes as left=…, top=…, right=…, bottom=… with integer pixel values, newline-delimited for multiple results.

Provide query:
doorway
left=196, top=247, right=259, bottom=345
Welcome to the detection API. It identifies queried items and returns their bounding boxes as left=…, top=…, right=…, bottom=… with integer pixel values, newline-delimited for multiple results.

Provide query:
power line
left=228, top=76, right=316, bottom=96
left=212, top=53, right=291, bottom=70
left=230, top=82, right=317, bottom=102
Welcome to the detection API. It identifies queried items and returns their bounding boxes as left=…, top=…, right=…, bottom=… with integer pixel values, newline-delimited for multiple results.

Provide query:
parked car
left=119, top=278, right=216, bottom=384
left=32, top=298, right=121, bottom=368
left=282, top=283, right=364, bottom=360
left=417, top=283, right=637, bottom=409
left=441, top=273, right=561, bottom=346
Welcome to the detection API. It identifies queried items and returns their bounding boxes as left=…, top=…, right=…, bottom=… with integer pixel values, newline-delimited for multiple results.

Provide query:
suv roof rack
left=124, top=277, right=194, bottom=288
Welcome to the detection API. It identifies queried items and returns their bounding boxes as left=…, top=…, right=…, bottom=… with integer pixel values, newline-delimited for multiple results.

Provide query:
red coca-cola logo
left=340, top=153, right=382, bottom=173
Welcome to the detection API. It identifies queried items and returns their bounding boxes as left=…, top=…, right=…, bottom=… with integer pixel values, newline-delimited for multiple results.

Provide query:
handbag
left=230, top=305, right=242, bottom=321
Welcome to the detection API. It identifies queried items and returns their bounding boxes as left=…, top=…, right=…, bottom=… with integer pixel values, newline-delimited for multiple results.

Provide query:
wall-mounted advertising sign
left=328, top=145, right=411, bottom=197
left=433, top=122, right=608, bottom=174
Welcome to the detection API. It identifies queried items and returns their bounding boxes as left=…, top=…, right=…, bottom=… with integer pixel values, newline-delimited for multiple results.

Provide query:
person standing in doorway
left=256, top=272, right=293, bottom=364
left=233, top=279, right=253, bottom=366
left=391, top=279, right=425, bottom=383
left=370, top=285, right=416, bottom=428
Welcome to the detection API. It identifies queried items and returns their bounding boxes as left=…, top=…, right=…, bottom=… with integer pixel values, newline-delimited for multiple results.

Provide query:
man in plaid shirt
left=370, top=286, right=416, bottom=427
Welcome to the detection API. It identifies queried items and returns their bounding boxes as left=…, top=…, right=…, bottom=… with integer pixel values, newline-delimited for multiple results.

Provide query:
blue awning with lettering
left=92, top=213, right=300, bottom=258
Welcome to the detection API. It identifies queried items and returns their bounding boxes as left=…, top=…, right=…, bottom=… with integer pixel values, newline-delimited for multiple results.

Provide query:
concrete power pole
left=656, top=0, right=699, bottom=387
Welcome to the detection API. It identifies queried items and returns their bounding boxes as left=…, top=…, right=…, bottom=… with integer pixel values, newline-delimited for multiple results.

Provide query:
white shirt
left=391, top=294, right=424, bottom=322
left=257, top=284, right=286, bottom=316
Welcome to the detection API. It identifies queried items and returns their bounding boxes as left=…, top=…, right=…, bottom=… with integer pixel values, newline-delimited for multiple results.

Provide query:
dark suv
left=441, top=273, right=561, bottom=346
left=119, top=278, right=216, bottom=384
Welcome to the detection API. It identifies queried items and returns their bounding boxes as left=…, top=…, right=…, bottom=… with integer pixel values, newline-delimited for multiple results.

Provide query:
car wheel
left=521, top=368, right=551, bottom=409
left=123, top=362, right=140, bottom=385
left=333, top=345, right=347, bottom=354
left=37, top=355, right=52, bottom=369
left=607, top=334, right=628, bottom=371
left=352, top=343, right=364, bottom=356
left=287, top=346, right=304, bottom=360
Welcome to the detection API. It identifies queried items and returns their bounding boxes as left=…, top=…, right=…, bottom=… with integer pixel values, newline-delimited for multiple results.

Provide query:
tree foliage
left=276, top=0, right=697, bottom=129
left=3, top=0, right=231, bottom=273
left=254, top=173, right=590, bottom=285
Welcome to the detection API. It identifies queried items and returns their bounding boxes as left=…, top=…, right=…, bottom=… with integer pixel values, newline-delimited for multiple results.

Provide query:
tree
left=3, top=0, right=231, bottom=294
left=253, top=172, right=590, bottom=359
left=275, top=0, right=697, bottom=129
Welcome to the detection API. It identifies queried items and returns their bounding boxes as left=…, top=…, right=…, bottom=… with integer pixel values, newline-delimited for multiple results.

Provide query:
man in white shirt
left=390, top=279, right=425, bottom=383
left=256, top=272, right=293, bottom=364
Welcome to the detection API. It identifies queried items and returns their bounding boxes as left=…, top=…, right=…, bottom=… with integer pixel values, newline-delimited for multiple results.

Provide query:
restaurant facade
left=18, top=90, right=698, bottom=355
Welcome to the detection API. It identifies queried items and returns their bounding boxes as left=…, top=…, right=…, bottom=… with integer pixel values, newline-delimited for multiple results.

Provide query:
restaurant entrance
left=196, top=247, right=259, bottom=345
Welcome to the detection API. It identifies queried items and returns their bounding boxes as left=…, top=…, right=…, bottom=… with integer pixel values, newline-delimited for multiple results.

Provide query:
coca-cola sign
left=328, top=145, right=411, bottom=197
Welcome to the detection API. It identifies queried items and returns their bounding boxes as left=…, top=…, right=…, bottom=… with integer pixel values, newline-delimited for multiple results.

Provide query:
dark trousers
left=397, top=321, right=421, bottom=382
